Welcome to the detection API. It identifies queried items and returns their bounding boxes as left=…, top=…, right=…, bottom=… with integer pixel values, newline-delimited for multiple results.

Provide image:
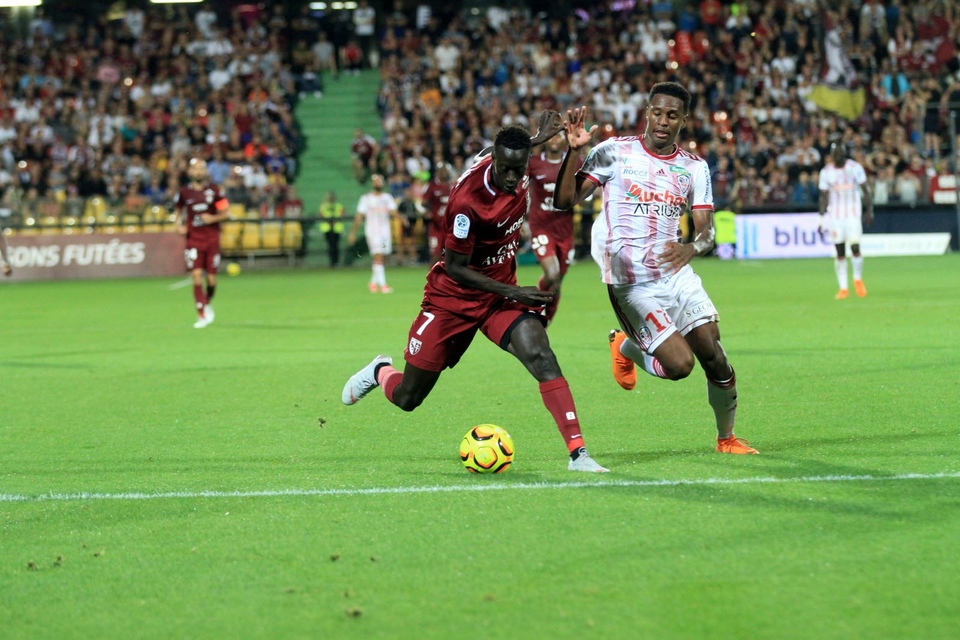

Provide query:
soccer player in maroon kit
left=422, top=164, right=453, bottom=263
left=528, top=132, right=581, bottom=325
left=175, top=158, right=230, bottom=328
left=342, top=125, right=608, bottom=473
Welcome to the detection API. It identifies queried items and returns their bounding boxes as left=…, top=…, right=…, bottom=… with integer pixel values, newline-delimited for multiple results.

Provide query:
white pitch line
left=1, top=471, right=958, bottom=504
left=166, top=277, right=192, bottom=290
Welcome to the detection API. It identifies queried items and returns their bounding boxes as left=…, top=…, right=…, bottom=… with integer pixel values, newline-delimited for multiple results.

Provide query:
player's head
left=492, top=124, right=532, bottom=194
left=830, top=142, right=847, bottom=165
left=370, top=173, right=385, bottom=191
left=188, top=158, right=207, bottom=184
left=544, top=130, right=565, bottom=156
left=644, top=82, right=691, bottom=152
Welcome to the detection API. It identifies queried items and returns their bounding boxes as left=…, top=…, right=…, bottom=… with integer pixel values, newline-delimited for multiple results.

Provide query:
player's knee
left=663, top=353, right=696, bottom=380
left=393, top=390, right=425, bottom=412
left=526, top=348, right=560, bottom=381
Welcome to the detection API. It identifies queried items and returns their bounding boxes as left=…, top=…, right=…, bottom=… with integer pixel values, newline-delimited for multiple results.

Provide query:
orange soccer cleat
left=835, top=289, right=849, bottom=300
left=854, top=279, right=867, bottom=297
left=716, top=436, right=759, bottom=454
left=608, top=329, right=636, bottom=391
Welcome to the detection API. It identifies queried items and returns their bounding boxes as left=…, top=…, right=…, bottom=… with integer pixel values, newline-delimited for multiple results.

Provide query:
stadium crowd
left=366, top=0, right=960, bottom=228
left=0, top=2, right=312, bottom=228
left=2, top=0, right=959, bottom=253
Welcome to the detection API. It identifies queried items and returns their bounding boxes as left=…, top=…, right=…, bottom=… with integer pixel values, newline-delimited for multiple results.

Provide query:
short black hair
left=649, top=82, right=692, bottom=114
left=495, top=124, right=532, bottom=152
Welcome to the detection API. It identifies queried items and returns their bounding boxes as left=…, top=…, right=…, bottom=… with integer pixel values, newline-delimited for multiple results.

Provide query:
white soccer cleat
left=204, top=305, right=215, bottom=324
left=193, top=316, right=210, bottom=329
left=341, top=355, right=392, bottom=405
left=568, top=449, right=610, bottom=473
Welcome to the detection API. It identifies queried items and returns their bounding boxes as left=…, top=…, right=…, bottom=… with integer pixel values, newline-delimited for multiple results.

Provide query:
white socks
left=834, top=257, right=848, bottom=290
left=852, top=255, right=863, bottom=281
left=372, top=263, right=386, bottom=287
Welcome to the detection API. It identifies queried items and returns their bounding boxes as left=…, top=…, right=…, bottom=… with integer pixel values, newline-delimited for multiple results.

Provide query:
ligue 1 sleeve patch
left=453, top=213, right=470, bottom=239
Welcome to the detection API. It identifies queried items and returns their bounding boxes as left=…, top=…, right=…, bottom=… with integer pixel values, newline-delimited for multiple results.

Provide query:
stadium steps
left=294, top=69, right=382, bottom=221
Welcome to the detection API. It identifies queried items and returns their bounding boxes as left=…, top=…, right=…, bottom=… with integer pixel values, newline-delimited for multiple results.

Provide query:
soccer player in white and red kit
left=347, top=173, right=401, bottom=293
left=555, top=83, right=758, bottom=454
left=818, top=143, right=873, bottom=299
left=528, top=132, right=580, bottom=325
left=175, top=158, right=230, bottom=328
left=342, top=125, right=608, bottom=473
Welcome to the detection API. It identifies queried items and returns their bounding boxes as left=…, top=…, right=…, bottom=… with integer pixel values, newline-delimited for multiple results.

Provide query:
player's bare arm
left=0, top=232, right=12, bottom=276
left=818, top=188, right=829, bottom=232
left=347, top=212, right=364, bottom=245
left=553, top=107, right=598, bottom=210
left=445, top=250, right=554, bottom=307
left=861, top=183, right=874, bottom=227
left=657, top=208, right=715, bottom=274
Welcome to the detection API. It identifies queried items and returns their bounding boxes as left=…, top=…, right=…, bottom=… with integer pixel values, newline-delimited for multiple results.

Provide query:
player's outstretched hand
left=564, top=107, right=598, bottom=151
left=509, top=286, right=555, bottom=308
left=2, top=263, right=11, bottom=277
left=530, top=109, right=565, bottom=146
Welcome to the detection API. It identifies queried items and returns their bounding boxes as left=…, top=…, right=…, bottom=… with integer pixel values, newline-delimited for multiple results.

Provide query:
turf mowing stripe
left=2, top=471, right=958, bottom=503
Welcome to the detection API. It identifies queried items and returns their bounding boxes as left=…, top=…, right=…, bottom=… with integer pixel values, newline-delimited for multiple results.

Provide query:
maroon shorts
left=185, top=241, right=221, bottom=274
left=403, top=294, right=544, bottom=372
left=530, top=232, right=574, bottom=276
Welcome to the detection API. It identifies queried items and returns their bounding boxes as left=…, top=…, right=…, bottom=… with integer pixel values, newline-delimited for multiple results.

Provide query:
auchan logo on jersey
left=626, top=184, right=687, bottom=206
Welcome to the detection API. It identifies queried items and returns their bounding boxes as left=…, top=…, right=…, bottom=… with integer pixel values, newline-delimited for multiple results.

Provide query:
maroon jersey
left=351, top=134, right=376, bottom=162
left=424, top=155, right=529, bottom=303
left=527, top=152, right=577, bottom=240
left=424, top=178, right=451, bottom=231
left=176, top=183, right=228, bottom=246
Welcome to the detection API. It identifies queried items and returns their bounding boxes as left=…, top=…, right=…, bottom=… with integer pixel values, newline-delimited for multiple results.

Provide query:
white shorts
left=826, top=217, right=863, bottom=246
left=366, top=233, right=392, bottom=256
left=608, top=265, right=719, bottom=354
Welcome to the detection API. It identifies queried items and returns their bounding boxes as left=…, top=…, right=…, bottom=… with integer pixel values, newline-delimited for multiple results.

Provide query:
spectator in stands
left=789, top=171, right=819, bottom=205
left=872, top=165, right=898, bottom=205
left=352, top=0, right=377, bottom=68
left=312, top=30, right=339, bottom=81
left=341, top=39, right=364, bottom=74
left=896, top=167, right=923, bottom=205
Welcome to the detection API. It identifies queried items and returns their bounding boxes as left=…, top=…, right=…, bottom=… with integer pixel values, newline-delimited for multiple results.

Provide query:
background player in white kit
left=554, top=82, right=758, bottom=455
left=348, top=173, right=404, bottom=293
left=818, top=143, right=873, bottom=299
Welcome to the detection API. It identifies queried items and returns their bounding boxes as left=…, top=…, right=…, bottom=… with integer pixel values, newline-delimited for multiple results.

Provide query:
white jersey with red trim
left=818, top=159, right=866, bottom=221
left=580, top=135, right=713, bottom=284
left=357, top=191, right=397, bottom=240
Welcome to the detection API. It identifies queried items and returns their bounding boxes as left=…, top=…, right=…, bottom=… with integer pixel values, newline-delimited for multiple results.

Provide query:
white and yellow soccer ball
left=459, top=424, right=514, bottom=474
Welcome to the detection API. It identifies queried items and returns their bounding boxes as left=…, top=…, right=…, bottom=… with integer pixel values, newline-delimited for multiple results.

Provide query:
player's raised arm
left=553, top=107, right=598, bottom=210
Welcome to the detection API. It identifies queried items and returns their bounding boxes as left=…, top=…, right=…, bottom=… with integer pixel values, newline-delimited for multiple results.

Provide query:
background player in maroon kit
left=422, top=164, right=453, bottom=263
left=350, top=128, right=379, bottom=184
left=528, top=132, right=580, bottom=326
left=176, top=158, right=230, bottom=328
left=342, top=125, right=609, bottom=473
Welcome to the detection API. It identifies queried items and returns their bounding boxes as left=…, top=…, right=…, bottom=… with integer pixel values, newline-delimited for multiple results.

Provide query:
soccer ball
left=459, top=424, right=514, bottom=474
left=226, top=262, right=241, bottom=276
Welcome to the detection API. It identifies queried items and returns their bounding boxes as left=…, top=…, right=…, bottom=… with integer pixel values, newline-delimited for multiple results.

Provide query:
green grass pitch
left=1, top=254, right=958, bottom=639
